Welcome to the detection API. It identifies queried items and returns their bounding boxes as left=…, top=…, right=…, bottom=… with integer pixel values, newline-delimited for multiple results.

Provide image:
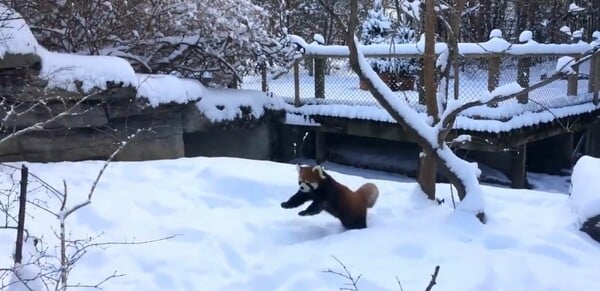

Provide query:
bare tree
left=1, top=129, right=177, bottom=291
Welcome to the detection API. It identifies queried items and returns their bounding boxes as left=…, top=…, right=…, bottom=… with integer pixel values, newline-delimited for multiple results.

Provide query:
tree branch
left=425, top=265, right=441, bottom=291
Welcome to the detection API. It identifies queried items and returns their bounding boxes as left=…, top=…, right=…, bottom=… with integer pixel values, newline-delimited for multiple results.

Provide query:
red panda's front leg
left=298, top=200, right=325, bottom=216
left=281, top=191, right=312, bottom=209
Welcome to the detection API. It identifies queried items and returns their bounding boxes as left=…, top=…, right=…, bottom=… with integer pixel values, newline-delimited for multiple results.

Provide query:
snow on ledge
left=196, top=88, right=284, bottom=122
left=0, top=5, right=39, bottom=57
left=39, top=47, right=137, bottom=93
left=135, top=74, right=204, bottom=107
left=570, top=155, right=600, bottom=222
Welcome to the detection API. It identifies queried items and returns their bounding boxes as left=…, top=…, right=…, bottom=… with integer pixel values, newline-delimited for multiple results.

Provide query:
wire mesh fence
left=241, top=53, right=595, bottom=117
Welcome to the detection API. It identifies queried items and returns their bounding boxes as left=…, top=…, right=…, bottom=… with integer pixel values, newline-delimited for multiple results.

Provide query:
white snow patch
left=489, top=29, right=502, bottom=39
left=519, top=30, right=533, bottom=43
left=195, top=88, right=275, bottom=122
left=1, top=157, right=597, bottom=291
left=556, top=56, right=576, bottom=74
left=39, top=47, right=137, bottom=93
left=568, top=3, right=585, bottom=13
left=135, top=74, right=204, bottom=107
left=285, top=113, right=320, bottom=126
left=481, top=82, right=524, bottom=103
left=570, top=155, right=600, bottom=222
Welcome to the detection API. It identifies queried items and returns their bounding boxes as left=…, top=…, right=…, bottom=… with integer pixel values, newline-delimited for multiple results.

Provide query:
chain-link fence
left=241, top=53, right=595, bottom=117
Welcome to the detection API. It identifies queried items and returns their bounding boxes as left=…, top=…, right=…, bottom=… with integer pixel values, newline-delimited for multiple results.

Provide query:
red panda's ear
left=312, top=165, right=326, bottom=179
left=296, top=164, right=301, bottom=172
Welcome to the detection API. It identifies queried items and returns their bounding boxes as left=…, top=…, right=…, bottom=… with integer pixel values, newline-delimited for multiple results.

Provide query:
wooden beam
left=315, top=130, right=327, bottom=164
left=509, top=144, right=528, bottom=188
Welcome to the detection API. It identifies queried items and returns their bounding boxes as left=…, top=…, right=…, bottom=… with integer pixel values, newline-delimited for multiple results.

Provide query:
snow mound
left=0, top=5, right=39, bottom=57
left=570, top=155, right=600, bottom=222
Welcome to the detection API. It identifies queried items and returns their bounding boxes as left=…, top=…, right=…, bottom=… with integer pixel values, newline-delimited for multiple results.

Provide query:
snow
left=489, top=29, right=502, bottom=39
left=1, top=157, right=600, bottom=291
left=284, top=113, right=320, bottom=126
left=7, top=264, right=46, bottom=291
left=39, top=47, right=137, bottom=93
left=290, top=34, right=595, bottom=57
left=556, top=56, right=576, bottom=74
left=7, top=238, right=46, bottom=291
left=135, top=74, right=204, bottom=106
left=313, top=34, right=325, bottom=44
left=519, top=30, right=533, bottom=43
left=568, top=3, right=585, bottom=13
left=481, top=82, right=524, bottom=104
left=0, top=5, right=39, bottom=57
left=570, top=155, right=600, bottom=222
left=195, top=88, right=279, bottom=122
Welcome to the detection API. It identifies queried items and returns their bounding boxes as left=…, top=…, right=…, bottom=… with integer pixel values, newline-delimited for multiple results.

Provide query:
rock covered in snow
left=570, top=155, right=600, bottom=222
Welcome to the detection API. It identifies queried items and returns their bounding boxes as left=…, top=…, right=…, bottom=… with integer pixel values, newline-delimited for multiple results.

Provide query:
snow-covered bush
left=7, top=0, right=296, bottom=87
left=359, top=0, right=418, bottom=90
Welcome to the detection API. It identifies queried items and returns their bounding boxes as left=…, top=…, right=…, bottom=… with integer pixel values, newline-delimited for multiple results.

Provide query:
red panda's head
left=296, top=164, right=327, bottom=193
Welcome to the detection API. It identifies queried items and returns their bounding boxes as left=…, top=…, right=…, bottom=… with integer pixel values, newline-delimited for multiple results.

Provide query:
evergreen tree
left=360, top=0, right=392, bottom=45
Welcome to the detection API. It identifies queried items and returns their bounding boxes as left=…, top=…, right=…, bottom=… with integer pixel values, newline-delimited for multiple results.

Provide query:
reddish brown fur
left=297, top=165, right=379, bottom=229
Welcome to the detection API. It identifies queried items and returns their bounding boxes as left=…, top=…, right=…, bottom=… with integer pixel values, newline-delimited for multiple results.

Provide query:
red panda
left=281, top=164, right=379, bottom=230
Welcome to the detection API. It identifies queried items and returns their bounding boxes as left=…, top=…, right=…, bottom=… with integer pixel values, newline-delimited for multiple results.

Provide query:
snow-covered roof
left=288, top=93, right=600, bottom=134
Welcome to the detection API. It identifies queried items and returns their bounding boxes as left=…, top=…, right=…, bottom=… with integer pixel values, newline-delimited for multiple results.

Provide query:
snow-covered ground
left=1, top=157, right=599, bottom=291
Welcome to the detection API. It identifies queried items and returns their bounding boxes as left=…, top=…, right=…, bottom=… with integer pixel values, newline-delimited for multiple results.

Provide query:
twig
left=66, top=271, right=125, bottom=290
left=425, top=265, right=441, bottom=291
left=323, top=255, right=362, bottom=291
left=396, top=276, right=404, bottom=291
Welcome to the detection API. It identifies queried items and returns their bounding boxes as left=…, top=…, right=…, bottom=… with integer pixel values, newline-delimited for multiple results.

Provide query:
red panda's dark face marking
left=296, top=164, right=326, bottom=193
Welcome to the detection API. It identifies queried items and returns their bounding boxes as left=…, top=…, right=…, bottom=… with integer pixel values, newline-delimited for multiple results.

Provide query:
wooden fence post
left=516, top=56, right=530, bottom=104
left=594, top=54, right=600, bottom=105
left=589, top=54, right=597, bottom=93
left=510, top=144, right=527, bottom=188
left=488, top=55, right=501, bottom=107
left=294, top=61, right=300, bottom=107
left=261, top=65, right=268, bottom=92
left=14, top=164, right=28, bottom=264
left=314, top=57, right=326, bottom=99
left=567, top=61, right=578, bottom=96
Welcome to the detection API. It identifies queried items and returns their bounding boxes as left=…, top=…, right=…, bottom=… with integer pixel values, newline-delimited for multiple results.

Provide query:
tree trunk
left=418, top=152, right=436, bottom=200
left=417, top=0, right=439, bottom=200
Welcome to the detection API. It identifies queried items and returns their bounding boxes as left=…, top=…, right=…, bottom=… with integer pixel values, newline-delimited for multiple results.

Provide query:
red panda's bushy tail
left=357, top=183, right=379, bottom=208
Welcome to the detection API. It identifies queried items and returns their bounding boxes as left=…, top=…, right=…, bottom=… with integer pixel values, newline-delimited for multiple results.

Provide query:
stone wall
left=0, top=54, right=285, bottom=163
